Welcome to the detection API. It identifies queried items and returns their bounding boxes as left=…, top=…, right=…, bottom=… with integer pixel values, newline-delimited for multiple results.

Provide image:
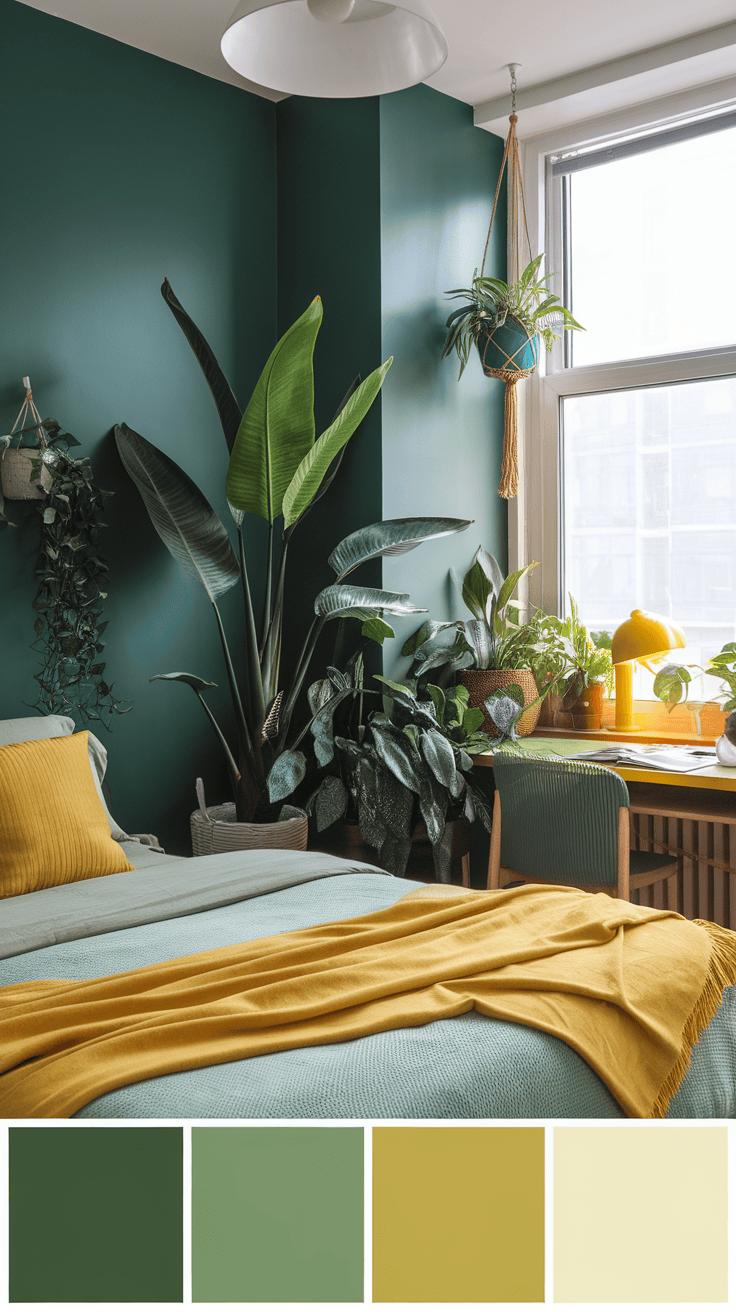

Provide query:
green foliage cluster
left=29, top=426, right=129, bottom=725
left=531, top=595, right=614, bottom=703
left=442, top=255, right=584, bottom=378
left=654, top=642, right=736, bottom=714
left=300, top=657, right=494, bottom=880
left=118, top=283, right=469, bottom=822
left=403, top=547, right=542, bottom=678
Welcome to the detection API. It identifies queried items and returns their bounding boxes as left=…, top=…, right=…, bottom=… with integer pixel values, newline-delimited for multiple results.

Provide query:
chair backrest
left=493, top=752, right=630, bottom=887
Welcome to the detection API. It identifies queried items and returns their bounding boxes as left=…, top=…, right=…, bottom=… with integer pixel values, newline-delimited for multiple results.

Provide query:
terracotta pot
left=458, top=668, right=541, bottom=737
left=190, top=778, right=308, bottom=856
left=315, top=816, right=472, bottom=884
left=556, top=681, right=605, bottom=732
left=537, top=684, right=564, bottom=727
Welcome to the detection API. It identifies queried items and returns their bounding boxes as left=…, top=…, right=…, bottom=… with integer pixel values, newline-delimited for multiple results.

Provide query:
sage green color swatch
left=191, top=1126, right=364, bottom=1302
left=8, top=1126, right=183, bottom=1303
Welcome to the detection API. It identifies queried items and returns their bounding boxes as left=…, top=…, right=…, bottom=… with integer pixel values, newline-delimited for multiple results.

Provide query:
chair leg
left=487, top=792, right=502, bottom=890
left=617, top=806, right=630, bottom=901
left=460, top=852, right=470, bottom=887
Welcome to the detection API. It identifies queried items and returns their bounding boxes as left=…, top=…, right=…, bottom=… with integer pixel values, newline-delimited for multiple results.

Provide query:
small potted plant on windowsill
left=533, top=597, right=614, bottom=731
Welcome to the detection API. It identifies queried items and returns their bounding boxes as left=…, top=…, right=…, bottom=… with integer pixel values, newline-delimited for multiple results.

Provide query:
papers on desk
left=568, top=745, right=718, bottom=773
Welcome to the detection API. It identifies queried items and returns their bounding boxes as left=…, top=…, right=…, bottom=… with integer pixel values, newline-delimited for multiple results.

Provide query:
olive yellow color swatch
left=554, top=1126, right=728, bottom=1302
left=372, top=1126, right=544, bottom=1303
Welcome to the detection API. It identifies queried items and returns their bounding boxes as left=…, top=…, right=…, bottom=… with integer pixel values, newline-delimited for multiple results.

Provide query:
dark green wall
left=0, top=0, right=277, bottom=851
left=1, top=2, right=505, bottom=854
left=275, top=97, right=383, bottom=687
left=379, top=84, right=507, bottom=671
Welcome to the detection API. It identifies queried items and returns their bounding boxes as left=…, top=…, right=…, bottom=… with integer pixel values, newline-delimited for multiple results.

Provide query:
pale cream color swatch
left=554, top=1126, right=728, bottom=1303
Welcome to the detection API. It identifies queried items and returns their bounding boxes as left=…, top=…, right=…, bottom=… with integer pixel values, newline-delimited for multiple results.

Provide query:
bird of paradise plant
left=116, top=283, right=469, bottom=821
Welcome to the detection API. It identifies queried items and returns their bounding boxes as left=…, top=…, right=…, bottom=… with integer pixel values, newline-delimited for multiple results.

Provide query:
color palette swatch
left=191, top=1126, right=364, bottom=1303
left=554, top=1126, right=729, bottom=1303
left=372, top=1126, right=545, bottom=1303
left=3, top=1123, right=731, bottom=1304
left=8, top=1126, right=183, bottom=1303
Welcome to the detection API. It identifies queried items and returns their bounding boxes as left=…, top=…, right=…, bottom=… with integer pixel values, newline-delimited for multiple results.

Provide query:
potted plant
left=441, top=257, right=583, bottom=498
left=301, top=657, right=495, bottom=881
left=117, top=282, right=471, bottom=850
left=402, top=547, right=548, bottom=737
left=442, top=256, right=582, bottom=381
left=533, top=596, right=614, bottom=731
left=654, top=642, right=736, bottom=742
left=0, top=378, right=54, bottom=508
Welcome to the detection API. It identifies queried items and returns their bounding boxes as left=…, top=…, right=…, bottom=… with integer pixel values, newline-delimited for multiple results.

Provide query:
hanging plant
left=441, top=88, right=583, bottom=499
left=0, top=385, right=131, bottom=726
left=30, top=422, right=130, bottom=726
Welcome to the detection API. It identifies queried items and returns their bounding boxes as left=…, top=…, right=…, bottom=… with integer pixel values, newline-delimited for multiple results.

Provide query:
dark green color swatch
left=192, top=1126, right=364, bottom=1302
left=8, top=1126, right=183, bottom=1303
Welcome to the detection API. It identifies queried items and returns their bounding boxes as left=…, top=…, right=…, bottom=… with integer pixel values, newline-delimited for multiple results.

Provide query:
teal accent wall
left=0, top=0, right=277, bottom=851
left=379, top=84, right=507, bottom=671
left=275, top=97, right=383, bottom=686
left=1, top=2, right=505, bottom=854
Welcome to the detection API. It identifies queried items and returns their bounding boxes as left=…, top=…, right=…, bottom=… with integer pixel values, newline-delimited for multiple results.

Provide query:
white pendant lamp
left=221, top=0, right=448, bottom=98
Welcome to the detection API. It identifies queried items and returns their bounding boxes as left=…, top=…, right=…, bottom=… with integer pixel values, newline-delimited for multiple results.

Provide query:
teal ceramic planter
left=476, top=314, right=539, bottom=376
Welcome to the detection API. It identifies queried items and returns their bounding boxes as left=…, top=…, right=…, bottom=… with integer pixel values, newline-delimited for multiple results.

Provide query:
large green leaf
left=161, top=280, right=242, bottom=452
left=286, top=375, right=362, bottom=536
left=314, top=585, right=426, bottom=622
left=226, top=298, right=322, bottom=523
left=328, top=517, right=471, bottom=582
left=282, top=359, right=392, bottom=529
left=115, top=423, right=240, bottom=602
left=267, top=749, right=307, bottom=803
left=462, top=555, right=494, bottom=623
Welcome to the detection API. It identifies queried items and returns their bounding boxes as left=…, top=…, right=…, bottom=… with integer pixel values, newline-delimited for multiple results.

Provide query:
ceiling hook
left=507, top=62, right=520, bottom=117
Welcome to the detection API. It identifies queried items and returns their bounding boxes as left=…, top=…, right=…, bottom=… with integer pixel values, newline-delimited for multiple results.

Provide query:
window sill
left=535, top=696, right=725, bottom=747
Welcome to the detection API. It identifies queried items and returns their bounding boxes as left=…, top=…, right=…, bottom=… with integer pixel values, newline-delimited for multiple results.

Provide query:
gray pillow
left=0, top=715, right=128, bottom=841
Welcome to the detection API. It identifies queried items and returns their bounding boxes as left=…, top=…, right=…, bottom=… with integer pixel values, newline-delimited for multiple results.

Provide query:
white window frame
left=511, top=83, right=736, bottom=619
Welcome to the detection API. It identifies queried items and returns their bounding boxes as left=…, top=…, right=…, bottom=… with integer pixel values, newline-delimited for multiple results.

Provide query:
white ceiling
left=16, top=1, right=736, bottom=134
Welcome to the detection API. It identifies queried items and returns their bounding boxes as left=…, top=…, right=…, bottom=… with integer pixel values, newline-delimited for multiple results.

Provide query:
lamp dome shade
left=221, top=0, right=448, bottom=98
left=611, top=609, right=686, bottom=664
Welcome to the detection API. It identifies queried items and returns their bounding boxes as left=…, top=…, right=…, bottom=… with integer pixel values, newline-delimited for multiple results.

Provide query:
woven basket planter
left=458, top=668, right=541, bottom=737
left=190, top=778, right=308, bottom=857
left=1, top=447, right=52, bottom=499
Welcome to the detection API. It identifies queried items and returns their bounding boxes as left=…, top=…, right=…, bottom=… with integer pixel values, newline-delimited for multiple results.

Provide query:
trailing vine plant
left=29, top=419, right=130, bottom=726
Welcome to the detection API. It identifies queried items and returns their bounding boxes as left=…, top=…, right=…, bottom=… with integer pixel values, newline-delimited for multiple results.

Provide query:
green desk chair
left=487, top=753, right=678, bottom=902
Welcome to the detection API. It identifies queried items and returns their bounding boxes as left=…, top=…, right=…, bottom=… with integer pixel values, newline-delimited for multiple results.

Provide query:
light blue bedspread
left=2, top=869, right=734, bottom=1119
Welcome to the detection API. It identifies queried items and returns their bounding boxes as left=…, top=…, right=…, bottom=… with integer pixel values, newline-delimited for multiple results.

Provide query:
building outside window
left=520, top=103, right=736, bottom=700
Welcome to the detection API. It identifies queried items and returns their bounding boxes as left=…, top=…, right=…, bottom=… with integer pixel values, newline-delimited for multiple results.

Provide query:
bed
left=2, top=841, right=736, bottom=1120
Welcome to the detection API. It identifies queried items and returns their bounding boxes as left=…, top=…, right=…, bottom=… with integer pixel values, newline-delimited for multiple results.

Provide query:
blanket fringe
left=651, top=920, right=736, bottom=1118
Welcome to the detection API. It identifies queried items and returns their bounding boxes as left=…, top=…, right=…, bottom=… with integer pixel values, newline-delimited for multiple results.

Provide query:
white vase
left=715, top=735, right=736, bottom=767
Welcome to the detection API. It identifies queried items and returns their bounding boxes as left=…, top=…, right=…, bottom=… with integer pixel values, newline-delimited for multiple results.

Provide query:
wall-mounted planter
left=0, top=447, right=52, bottom=500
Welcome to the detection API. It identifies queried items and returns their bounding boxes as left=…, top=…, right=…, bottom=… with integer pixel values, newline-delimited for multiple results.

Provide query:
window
left=520, top=99, right=736, bottom=688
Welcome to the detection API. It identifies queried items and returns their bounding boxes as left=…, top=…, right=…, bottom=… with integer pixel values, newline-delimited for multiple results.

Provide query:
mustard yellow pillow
left=0, top=732, right=133, bottom=898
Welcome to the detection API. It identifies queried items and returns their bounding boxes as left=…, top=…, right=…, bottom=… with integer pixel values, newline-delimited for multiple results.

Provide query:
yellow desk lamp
left=610, top=609, right=686, bottom=733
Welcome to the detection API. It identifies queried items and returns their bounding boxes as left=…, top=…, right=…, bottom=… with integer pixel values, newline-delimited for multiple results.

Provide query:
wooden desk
left=473, top=737, right=736, bottom=929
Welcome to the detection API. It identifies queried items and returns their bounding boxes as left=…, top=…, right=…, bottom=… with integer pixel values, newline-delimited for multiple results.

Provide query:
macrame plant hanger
left=480, top=65, right=535, bottom=499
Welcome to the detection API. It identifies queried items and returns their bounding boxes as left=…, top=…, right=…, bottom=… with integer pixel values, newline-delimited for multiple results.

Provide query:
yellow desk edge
left=473, top=736, right=736, bottom=792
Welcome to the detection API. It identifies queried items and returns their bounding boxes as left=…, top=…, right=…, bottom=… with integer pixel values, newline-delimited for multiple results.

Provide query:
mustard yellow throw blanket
left=2, top=884, right=736, bottom=1120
